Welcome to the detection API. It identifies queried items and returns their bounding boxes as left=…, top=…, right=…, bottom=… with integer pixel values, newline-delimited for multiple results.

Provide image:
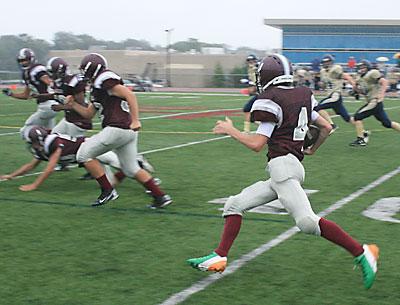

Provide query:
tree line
left=0, top=33, right=255, bottom=71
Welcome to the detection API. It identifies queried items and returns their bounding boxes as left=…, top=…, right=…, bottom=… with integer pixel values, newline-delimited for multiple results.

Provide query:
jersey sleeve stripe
left=250, top=99, right=283, bottom=127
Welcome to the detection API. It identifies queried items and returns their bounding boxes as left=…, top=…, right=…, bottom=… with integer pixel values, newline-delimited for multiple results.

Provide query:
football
left=303, top=125, right=320, bottom=148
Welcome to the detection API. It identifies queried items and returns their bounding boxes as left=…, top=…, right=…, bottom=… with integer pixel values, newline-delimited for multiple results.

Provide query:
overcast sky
left=1, top=0, right=399, bottom=49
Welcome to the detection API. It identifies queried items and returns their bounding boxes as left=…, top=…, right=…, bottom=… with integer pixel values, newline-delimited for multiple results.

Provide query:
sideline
left=159, top=166, right=400, bottom=305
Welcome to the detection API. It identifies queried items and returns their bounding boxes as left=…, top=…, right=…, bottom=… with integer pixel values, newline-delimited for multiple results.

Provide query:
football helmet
left=27, top=126, right=49, bottom=146
left=256, top=54, right=293, bottom=92
left=321, top=54, right=334, bottom=69
left=357, top=60, right=372, bottom=76
left=80, top=53, right=108, bottom=81
left=16, top=48, right=36, bottom=70
left=246, top=54, right=258, bottom=62
left=47, top=57, right=69, bottom=80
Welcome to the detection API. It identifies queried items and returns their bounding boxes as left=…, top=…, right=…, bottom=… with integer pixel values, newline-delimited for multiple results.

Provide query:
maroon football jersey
left=54, top=74, right=92, bottom=130
left=38, top=134, right=86, bottom=163
left=22, top=63, right=51, bottom=98
left=252, top=86, right=313, bottom=161
left=90, top=70, right=132, bottom=129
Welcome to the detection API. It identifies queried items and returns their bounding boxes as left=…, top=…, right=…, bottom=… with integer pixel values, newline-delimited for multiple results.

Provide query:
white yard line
left=159, top=166, right=400, bottom=305
left=0, top=112, right=32, bottom=117
left=0, top=107, right=241, bottom=134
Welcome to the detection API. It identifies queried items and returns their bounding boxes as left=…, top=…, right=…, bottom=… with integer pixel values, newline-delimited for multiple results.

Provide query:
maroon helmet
left=47, top=57, right=69, bottom=80
left=257, top=54, right=293, bottom=92
left=79, top=53, right=108, bottom=81
left=16, top=48, right=36, bottom=70
left=27, top=126, right=49, bottom=146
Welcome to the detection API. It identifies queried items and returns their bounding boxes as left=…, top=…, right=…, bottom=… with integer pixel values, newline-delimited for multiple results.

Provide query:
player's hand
left=19, top=184, right=38, bottom=192
left=0, top=174, right=13, bottom=180
left=130, top=120, right=141, bottom=131
left=303, top=147, right=314, bottom=155
left=213, top=117, right=234, bottom=134
left=2, top=88, right=12, bottom=96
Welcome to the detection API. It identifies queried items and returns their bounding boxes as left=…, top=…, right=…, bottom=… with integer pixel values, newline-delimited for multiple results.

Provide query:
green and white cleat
left=354, top=244, right=379, bottom=289
left=187, top=252, right=227, bottom=273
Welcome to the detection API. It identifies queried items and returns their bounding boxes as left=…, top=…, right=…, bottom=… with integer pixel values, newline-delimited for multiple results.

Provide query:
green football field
left=0, top=92, right=399, bottom=305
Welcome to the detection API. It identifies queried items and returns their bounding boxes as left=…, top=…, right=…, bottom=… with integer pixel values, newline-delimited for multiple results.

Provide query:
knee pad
left=76, top=144, right=91, bottom=163
left=122, top=161, right=141, bottom=178
left=295, top=215, right=321, bottom=235
left=222, top=195, right=244, bottom=217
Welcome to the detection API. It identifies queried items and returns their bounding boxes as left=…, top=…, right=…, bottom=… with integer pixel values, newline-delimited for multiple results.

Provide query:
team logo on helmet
left=79, top=53, right=108, bottom=81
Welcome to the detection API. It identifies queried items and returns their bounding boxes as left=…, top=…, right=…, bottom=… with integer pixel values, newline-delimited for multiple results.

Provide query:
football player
left=349, top=60, right=400, bottom=146
left=44, top=57, right=93, bottom=137
left=315, top=54, right=356, bottom=132
left=2, top=48, right=58, bottom=138
left=0, top=126, right=158, bottom=194
left=57, top=53, right=172, bottom=208
left=187, top=54, right=379, bottom=290
left=242, top=54, right=259, bottom=133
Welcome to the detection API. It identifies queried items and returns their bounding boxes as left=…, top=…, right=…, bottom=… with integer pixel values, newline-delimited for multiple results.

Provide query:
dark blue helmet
left=357, top=59, right=372, bottom=70
left=246, top=54, right=258, bottom=62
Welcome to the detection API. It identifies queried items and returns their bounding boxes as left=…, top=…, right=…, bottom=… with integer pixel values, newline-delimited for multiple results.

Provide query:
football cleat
left=148, top=194, right=172, bottom=209
left=363, top=130, right=370, bottom=143
left=354, top=244, right=379, bottom=289
left=349, top=137, right=367, bottom=147
left=187, top=252, right=227, bottom=273
left=329, top=123, right=338, bottom=135
left=92, top=189, right=119, bottom=207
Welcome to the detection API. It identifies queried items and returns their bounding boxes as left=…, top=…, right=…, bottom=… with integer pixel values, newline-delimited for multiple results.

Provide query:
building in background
left=264, top=19, right=400, bottom=64
left=49, top=50, right=253, bottom=88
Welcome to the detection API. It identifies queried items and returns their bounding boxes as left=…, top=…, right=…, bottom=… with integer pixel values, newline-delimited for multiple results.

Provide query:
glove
left=54, top=94, right=66, bottom=104
left=2, top=88, right=12, bottom=96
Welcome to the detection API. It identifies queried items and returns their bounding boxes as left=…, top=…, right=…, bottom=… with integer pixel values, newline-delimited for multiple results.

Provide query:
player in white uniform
left=187, top=54, right=379, bottom=290
left=350, top=60, right=400, bottom=146
left=315, top=54, right=356, bottom=133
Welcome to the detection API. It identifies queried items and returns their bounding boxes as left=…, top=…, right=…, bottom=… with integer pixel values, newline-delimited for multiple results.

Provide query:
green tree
left=211, top=62, right=226, bottom=87
left=0, top=34, right=50, bottom=71
left=229, top=65, right=247, bottom=87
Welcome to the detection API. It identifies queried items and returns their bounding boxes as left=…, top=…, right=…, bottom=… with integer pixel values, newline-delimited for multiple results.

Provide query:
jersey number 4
left=293, top=107, right=309, bottom=141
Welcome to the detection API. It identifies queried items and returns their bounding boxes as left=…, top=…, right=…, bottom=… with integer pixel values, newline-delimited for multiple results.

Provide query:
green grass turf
left=0, top=92, right=400, bottom=304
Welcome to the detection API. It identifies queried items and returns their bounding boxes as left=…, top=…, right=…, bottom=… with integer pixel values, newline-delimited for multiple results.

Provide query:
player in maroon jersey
left=187, top=54, right=379, bottom=290
left=0, top=126, right=155, bottom=193
left=2, top=48, right=58, bottom=138
left=58, top=53, right=172, bottom=208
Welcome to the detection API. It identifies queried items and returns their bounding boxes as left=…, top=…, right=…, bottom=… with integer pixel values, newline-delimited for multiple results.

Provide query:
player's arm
left=0, top=158, right=41, bottom=180
left=378, top=77, right=389, bottom=101
left=213, top=117, right=268, bottom=152
left=3, top=85, right=31, bottom=100
left=39, top=74, right=53, bottom=86
left=109, top=84, right=141, bottom=130
left=304, top=113, right=332, bottom=155
left=343, top=73, right=357, bottom=89
left=19, top=147, right=62, bottom=191
left=56, top=95, right=96, bottom=119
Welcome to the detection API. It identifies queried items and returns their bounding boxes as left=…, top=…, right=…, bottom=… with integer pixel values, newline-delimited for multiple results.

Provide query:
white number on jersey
left=293, top=107, right=308, bottom=141
left=120, top=100, right=130, bottom=113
